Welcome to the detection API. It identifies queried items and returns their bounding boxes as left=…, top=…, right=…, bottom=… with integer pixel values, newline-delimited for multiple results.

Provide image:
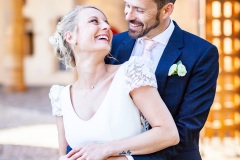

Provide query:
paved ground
left=0, top=86, right=59, bottom=160
left=0, top=86, right=239, bottom=160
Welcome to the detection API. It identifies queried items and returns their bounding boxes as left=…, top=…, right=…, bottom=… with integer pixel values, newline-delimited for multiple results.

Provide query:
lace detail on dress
left=140, top=113, right=150, bottom=132
left=124, top=56, right=157, bottom=92
left=49, top=85, right=64, bottom=116
left=124, top=56, right=157, bottom=132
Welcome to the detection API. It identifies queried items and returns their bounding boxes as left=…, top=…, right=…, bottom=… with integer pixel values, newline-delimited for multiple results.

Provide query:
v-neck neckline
left=67, top=64, right=124, bottom=122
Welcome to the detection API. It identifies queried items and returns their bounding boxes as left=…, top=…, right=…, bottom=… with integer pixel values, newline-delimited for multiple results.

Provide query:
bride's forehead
left=78, top=8, right=106, bottom=19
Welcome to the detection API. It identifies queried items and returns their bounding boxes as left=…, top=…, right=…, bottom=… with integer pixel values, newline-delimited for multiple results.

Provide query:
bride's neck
left=74, top=61, right=108, bottom=90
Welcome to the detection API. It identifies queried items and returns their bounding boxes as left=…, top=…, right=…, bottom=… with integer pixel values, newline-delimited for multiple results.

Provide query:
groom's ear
left=65, top=31, right=75, bottom=44
left=162, top=3, right=174, bottom=18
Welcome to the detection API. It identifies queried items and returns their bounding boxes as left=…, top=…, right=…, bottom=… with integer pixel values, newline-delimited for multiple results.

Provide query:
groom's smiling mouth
left=129, top=21, right=143, bottom=31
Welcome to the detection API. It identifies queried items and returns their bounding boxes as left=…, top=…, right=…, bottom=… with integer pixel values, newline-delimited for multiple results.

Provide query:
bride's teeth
left=97, top=35, right=108, bottom=40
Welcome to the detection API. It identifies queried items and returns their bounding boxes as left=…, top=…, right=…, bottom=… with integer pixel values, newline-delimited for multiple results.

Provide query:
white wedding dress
left=49, top=56, right=157, bottom=149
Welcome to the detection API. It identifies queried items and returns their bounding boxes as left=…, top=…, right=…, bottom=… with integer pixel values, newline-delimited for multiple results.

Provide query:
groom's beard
left=128, top=12, right=160, bottom=39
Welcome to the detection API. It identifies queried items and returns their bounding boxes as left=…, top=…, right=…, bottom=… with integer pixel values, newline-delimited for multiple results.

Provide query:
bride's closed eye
left=88, top=17, right=99, bottom=24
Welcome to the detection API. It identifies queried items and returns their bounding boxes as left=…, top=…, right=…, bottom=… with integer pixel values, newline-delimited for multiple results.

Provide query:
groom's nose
left=125, top=8, right=136, bottom=21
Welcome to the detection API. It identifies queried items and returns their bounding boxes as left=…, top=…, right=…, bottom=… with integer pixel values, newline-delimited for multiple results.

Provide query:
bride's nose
left=101, top=21, right=110, bottom=30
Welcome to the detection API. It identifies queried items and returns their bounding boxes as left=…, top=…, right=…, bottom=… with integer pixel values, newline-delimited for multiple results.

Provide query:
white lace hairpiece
left=49, top=34, right=60, bottom=47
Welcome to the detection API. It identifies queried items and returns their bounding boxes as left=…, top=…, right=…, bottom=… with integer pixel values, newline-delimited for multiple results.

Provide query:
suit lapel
left=117, top=38, right=136, bottom=63
left=155, top=22, right=184, bottom=95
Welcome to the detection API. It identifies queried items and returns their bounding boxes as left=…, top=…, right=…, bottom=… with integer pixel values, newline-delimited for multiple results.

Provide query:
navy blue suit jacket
left=105, top=21, right=219, bottom=160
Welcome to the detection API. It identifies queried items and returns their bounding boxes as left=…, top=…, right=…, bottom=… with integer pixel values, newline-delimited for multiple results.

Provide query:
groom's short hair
left=154, top=0, right=176, bottom=9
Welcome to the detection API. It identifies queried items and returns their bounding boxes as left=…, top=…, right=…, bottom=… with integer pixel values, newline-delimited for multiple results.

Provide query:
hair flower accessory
left=49, top=35, right=59, bottom=47
left=168, top=61, right=187, bottom=77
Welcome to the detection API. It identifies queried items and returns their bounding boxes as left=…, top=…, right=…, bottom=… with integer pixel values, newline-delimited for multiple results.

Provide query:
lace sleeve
left=49, top=85, right=64, bottom=116
left=124, top=56, right=157, bottom=92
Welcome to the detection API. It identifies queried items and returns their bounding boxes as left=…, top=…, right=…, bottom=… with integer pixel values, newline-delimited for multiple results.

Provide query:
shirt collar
left=138, top=20, right=175, bottom=46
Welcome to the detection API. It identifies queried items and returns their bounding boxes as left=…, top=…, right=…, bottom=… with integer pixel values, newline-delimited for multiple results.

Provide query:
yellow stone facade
left=0, top=0, right=201, bottom=87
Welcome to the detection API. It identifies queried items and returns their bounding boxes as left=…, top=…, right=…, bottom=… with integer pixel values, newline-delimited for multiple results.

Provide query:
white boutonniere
left=168, top=61, right=187, bottom=77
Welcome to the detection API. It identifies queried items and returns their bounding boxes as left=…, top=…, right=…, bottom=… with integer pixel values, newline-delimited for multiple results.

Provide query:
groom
left=106, top=0, right=219, bottom=159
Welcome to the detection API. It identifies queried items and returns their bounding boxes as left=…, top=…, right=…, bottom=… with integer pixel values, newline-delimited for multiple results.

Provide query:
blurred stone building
left=0, top=0, right=203, bottom=88
left=0, top=0, right=239, bottom=155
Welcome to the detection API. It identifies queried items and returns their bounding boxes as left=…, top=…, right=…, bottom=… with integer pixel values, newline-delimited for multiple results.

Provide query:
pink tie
left=141, top=38, right=158, bottom=59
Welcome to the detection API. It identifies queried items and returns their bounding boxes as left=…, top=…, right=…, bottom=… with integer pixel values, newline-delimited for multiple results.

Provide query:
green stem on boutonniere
left=177, top=60, right=182, bottom=65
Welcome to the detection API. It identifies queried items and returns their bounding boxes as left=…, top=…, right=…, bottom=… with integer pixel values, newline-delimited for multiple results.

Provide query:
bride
left=49, top=5, right=179, bottom=160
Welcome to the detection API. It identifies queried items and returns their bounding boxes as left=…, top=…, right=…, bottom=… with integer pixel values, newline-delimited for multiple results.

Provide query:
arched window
left=24, top=18, right=34, bottom=56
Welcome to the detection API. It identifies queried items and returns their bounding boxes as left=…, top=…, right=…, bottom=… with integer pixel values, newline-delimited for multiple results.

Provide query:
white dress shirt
left=126, top=20, right=174, bottom=160
left=131, top=20, right=175, bottom=71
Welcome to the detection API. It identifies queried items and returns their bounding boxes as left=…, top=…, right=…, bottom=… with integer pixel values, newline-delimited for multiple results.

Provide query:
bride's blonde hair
left=49, top=5, right=106, bottom=69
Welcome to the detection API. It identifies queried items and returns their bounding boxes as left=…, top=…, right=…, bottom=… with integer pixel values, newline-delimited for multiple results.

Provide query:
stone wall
left=0, top=0, right=203, bottom=86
